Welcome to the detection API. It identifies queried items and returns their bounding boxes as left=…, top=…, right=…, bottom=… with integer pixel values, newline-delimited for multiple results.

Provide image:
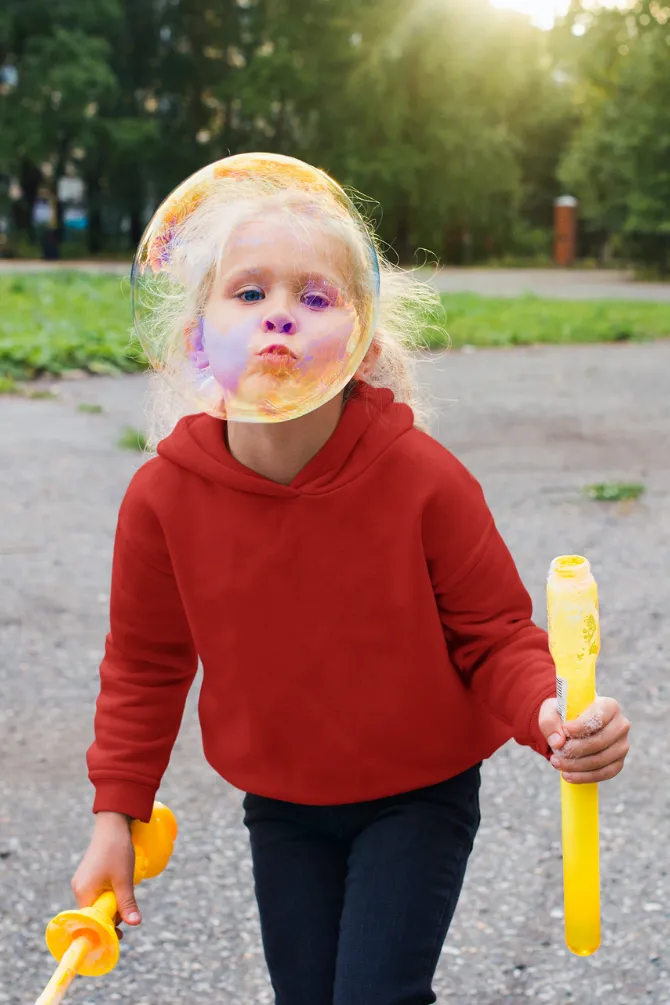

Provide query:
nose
left=262, top=311, right=296, bottom=335
left=262, top=296, right=297, bottom=335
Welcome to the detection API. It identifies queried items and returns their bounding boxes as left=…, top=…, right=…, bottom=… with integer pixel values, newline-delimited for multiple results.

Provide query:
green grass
left=0, top=272, right=141, bottom=379
left=429, top=294, right=670, bottom=349
left=117, top=426, right=148, bottom=451
left=77, top=402, right=104, bottom=414
left=2, top=274, right=670, bottom=381
left=24, top=387, right=58, bottom=400
left=584, top=482, right=646, bottom=502
left=0, top=375, right=19, bottom=393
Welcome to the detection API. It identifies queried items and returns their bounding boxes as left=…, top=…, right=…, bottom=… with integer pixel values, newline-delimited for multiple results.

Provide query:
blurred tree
left=557, top=0, right=670, bottom=268
left=4, top=0, right=665, bottom=267
left=343, top=0, right=548, bottom=262
left=0, top=0, right=121, bottom=245
left=88, top=0, right=164, bottom=250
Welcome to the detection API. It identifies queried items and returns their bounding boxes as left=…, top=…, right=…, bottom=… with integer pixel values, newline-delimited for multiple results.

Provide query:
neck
left=226, top=392, right=345, bottom=485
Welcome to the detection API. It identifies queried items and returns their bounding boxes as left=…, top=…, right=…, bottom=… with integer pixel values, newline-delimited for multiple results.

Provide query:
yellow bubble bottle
left=547, top=555, right=601, bottom=957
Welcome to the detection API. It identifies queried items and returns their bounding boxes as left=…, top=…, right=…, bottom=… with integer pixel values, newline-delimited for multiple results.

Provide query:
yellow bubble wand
left=34, top=802, right=177, bottom=1005
left=547, top=555, right=601, bottom=956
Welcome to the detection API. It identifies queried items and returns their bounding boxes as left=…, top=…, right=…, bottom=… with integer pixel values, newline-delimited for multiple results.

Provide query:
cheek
left=300, top=309, right=358, bottom=365
left=202, top=313, right=256, bottom=392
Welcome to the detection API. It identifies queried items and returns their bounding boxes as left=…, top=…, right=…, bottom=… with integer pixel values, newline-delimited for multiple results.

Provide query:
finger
left=538, top=698, right=566, bottom=749
left=561, top=716, right=630, bottom=759
left=115, top=928, right=124, bottom=941
left=551, top=736, right=630, bottom=774
left=113, top=881, right=141, bottom=926
left=561, top=759, right=625, bottom=784
left=71, top=879, right=105, bottom=910
left=565, top=697, right=619, bottom=738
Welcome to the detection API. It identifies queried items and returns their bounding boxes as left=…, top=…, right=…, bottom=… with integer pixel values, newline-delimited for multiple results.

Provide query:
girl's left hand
left=538, top=696, right=631, bottom=783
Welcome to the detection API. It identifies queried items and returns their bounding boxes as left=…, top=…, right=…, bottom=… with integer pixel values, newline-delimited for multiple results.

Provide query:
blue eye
left=237, top=288, right=264, bottom=303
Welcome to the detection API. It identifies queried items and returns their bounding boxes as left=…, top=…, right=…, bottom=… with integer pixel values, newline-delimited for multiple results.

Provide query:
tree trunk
left=443, top=225, right=464, bottom=265
left=17, top=158, right=42, bottom=238
left=130, top=207, right=143, bottom=247
left=275, top=96, right=285, bottom=152
left=395, top=204, right=411, bottom=265
left=86, top=171, right=103, bottom=254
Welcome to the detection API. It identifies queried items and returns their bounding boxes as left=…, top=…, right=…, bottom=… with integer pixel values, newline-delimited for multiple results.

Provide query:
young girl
left=72, top=154, right=630, bottom=1004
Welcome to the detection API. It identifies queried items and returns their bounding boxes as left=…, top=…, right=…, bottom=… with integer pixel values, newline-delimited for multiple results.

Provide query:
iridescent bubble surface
left=131, top=153, right=380, bottom=422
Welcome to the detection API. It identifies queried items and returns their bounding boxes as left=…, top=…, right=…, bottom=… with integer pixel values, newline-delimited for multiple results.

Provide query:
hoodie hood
left=156, top=382, right=414, bottom=498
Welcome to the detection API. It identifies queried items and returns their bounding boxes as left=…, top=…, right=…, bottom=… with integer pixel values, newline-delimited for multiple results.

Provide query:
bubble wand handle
left=34, top=802, right=178, bottom=1005
left=34, top=937, right=91, bottom=1005
left=547, top=555, right=601, bottom=957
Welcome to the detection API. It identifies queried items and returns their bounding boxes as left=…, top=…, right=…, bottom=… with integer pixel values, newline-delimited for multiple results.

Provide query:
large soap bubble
left=131, top=153, right=380, bottom=423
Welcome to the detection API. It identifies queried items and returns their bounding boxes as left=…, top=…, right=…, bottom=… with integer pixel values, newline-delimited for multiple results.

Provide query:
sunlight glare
left=489, top=0, right=628, bottom=29
left=489, top=0, right=570, bottom=29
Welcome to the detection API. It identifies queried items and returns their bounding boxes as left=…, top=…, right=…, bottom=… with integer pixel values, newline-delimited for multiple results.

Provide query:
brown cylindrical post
left=554, top=195, right=578, bottom=266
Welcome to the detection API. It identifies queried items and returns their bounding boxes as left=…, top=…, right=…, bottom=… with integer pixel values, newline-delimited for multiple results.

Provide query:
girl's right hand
left=71, top=811, right=141, bottom=940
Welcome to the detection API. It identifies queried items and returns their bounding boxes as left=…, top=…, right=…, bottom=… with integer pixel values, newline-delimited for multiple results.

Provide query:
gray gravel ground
left=1, top=342, right=669, bottom=1004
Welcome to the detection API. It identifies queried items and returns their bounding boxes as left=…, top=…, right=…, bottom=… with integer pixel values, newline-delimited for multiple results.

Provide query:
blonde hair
left=138, top=174, right=441, bottom=449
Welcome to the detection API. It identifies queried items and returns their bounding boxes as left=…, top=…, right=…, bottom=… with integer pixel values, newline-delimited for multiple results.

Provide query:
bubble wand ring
left=34, top=802, right=177, bottom=1005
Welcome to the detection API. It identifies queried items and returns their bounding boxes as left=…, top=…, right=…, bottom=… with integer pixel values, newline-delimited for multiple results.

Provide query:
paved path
left=1, top=343, right=669, bottom=1003
left=2, top=258, right=670, bottom=301
left=423, top=267, right=670, bottom=302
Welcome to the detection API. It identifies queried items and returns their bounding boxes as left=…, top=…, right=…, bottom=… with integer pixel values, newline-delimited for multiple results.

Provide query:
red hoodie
left=87, top=383, right=555, bottom=822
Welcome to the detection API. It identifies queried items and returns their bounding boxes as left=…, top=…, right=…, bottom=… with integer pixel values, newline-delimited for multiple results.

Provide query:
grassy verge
left=429, top=293, right=670, bottom=349
left=1, top=273, right=669, bottom=381
left=0, top=272, right=141, bottom=380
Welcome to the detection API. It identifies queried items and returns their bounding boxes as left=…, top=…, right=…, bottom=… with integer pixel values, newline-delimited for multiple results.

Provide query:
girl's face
left=196, top=214, right=363, bottom=419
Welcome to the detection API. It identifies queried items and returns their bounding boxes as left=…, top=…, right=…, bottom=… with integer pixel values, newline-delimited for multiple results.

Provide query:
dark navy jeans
left=242, top=763, right=482, bottom=1004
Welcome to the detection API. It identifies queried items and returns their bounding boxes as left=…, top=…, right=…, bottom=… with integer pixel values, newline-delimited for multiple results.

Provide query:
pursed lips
left=257, top=344, right=298, bottom=359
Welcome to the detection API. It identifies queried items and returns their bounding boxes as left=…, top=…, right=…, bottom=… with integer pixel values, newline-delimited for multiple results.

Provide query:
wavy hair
left=137, top=174, right=442, bottom=449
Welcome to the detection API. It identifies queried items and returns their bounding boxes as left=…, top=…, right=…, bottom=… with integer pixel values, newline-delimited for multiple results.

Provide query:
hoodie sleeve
left=422, top=453, right=555, bottom=757
left=87, top=469, right=198, bottom=822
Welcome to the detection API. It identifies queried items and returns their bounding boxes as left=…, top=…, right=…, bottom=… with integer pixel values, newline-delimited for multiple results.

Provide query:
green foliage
left=0, top=273, right=142, bottom=378
left=24, top=387, right=58, bottom=399
left=341, top=1, right=525, bottom=259
left=1, top=0, right=669, bottom=266
left=557, top=1, right=670, bottom=266
left=0, top=0, right=581, bottom=265
left=118, top=426, right=148, bottom=451
left=77, top=402, right=104, bottom=413
left=431, top=294, right=670, bottom=348
left=584, top=482, right=646, bottom=503
left=0, top=376, right=19, bottom=393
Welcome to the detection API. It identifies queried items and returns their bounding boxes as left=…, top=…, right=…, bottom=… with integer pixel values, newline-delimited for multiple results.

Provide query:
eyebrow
left=221, top=266, right=270, bottom=285
left=221, top=266, right=346, bottom=290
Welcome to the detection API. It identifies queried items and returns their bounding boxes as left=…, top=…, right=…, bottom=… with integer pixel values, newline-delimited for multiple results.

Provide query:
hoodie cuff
left=524, top=684, right=558, bottom=760
left=92, top=779, right=158, bottom=823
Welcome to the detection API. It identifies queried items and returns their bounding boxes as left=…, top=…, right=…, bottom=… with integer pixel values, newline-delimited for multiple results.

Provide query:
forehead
left=219, top=214, right=351, bottom=279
